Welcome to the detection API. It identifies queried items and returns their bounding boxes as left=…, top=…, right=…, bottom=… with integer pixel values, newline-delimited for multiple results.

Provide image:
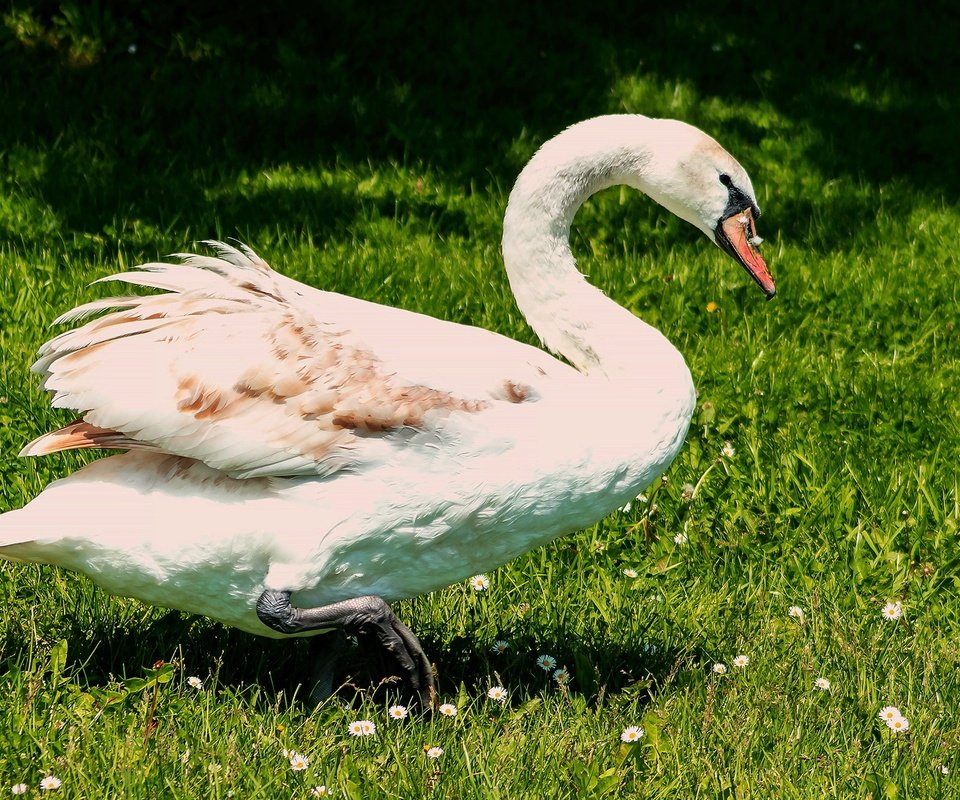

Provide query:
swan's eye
left=719, top=173, right=733, bottom=189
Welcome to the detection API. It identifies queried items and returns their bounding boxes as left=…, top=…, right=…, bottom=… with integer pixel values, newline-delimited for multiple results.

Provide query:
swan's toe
left=255, top=589, right=436, bottom=708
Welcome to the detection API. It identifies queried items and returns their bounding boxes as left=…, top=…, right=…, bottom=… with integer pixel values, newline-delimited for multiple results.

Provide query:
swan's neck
left=501, top=116, right=691, bottom=390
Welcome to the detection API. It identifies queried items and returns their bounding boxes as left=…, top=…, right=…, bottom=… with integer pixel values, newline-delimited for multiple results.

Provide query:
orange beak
left=716, top=208, right=776, bottom=299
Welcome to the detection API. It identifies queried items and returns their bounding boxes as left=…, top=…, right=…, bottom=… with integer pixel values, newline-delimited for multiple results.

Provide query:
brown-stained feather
left=20, top=420, right=145, bottom=457
left=30, top=248, right=515, bottom=477
left=173, top=311, right=490, bottom=441
left=503, top=380, right=531, bottom=403
left=158, top=454, right=272, bottom=493
left=238, top=281, right=284, bottom=304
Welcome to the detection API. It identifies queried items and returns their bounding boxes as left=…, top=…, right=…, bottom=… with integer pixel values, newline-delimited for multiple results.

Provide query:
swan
left=0, top=115, right=773, bottom=707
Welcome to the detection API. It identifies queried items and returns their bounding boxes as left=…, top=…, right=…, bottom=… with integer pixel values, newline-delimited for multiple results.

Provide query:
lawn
left=1, top=2, right=959, bottom=797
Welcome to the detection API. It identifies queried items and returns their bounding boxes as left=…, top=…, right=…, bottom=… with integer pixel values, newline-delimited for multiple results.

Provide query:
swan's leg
left=256, top=589, right=436, bottom=708
left=305, top=632, right=345, bottom=706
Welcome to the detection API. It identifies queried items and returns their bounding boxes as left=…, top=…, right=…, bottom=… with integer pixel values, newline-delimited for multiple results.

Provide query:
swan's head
left=638, top=119, right=776, bottom=299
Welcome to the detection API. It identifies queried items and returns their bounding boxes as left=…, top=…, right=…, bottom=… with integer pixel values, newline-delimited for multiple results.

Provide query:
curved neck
left=501, top=116, right=690, bottom=385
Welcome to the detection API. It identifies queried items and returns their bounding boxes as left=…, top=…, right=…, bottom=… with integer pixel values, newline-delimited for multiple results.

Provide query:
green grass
left=1, top=2, right=959, bottom=797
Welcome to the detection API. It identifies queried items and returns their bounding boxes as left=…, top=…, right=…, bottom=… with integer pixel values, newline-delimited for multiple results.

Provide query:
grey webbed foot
left=256, top=589, right=437, bottom=709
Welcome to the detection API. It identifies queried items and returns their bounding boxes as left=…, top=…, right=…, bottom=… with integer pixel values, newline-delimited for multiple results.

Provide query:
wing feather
left=27, top=242, right=555, bottom=479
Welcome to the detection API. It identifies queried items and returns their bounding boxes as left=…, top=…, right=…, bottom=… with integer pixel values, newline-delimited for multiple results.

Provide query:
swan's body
left=0, top=247, right=693, bottom=635
left=0, top=116, right=772, bottom=687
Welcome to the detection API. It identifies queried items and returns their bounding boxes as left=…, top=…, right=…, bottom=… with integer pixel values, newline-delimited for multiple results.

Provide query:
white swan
left=0, top=115, right=773, bottom=705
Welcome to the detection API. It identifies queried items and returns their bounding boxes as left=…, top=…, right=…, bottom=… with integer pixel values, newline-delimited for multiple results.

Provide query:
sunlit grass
left=2, top=3, right=960, bottom=798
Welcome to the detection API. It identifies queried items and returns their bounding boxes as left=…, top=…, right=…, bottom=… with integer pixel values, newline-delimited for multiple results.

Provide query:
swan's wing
left=23, top=242, right=568, bottom=479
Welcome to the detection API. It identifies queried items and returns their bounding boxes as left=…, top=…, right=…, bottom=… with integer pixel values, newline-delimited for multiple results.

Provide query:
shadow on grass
left=5, top=608, right=696, bottom=711
left=1, top=0, right=956, bottom=254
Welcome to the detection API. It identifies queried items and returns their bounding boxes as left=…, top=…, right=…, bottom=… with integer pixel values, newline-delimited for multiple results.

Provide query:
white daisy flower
left=487, top=686, right=508, bottom=702
left=347, top=719, right=376, bottom=737
left=882, top=602, right=903, bottom=621
left=815, top=677, right=831, bottom=691
left=311, top=787, right=331, bottom=797
left=425, top=746, right=443, bottom=759
left=788, top=606, right=805, bottom=622
left=438, top=703, right=458, bottom=717
left=732, top=655, right=749, bottom=668
left=536, top=654, right=557, bottom=672
left=469, top=574, right=490, bottom=591
left=673, top=531, right=688, bottom=545
left=940, top=766, right=949, bottom=775
left=289, top=752, right=310, bottom=771
left=39, top=776, right=62, bottom=791
left=622, top=568, right=638, bottom=578
left=712, top=663, right=727, bottom=675
left=620, top=725, right=645, bottom=742
left=620, top=501, right=633, bottom=513
left=681, top=483, right=696, bottom=502
left=388, top=704, right=408, bottom=720
left=552, top=667, right=571, bottom=683
left=637, top=494, right=648, bottom=503
left=491, top=640, right=510, bottom=654
left=879, top=706, right=903, bottom=724
left=11, top=786, right=28, bottom=796
left=721, top=441, right=735, bottom=458
left=187, top=676, right=203, bottom=689
left=888, top=716, right=911, bottom=733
